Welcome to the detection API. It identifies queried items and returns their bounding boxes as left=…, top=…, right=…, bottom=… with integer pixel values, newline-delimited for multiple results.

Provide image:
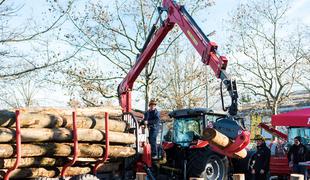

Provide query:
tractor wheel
left=70, top=174, right=100, bottom=180
left=187, top=147, right=228, bottom=180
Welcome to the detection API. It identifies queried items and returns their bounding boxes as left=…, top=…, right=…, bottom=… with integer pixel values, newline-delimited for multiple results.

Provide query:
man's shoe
left=152, top=156, right=159, bottom=160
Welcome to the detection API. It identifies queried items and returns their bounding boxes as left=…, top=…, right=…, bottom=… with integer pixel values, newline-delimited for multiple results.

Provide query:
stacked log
left=0, top=107, right=136, bottom=178
left=203, top=128, right=247, bottom=159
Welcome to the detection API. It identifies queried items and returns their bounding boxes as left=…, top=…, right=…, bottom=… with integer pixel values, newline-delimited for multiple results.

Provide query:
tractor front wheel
left=187, top=147, right=228, bottom=180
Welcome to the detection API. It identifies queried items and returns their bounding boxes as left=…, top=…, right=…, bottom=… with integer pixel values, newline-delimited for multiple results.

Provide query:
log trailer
left=117, top=0, right=250, bottom=179
left=258, top=108, right=310, bottom=177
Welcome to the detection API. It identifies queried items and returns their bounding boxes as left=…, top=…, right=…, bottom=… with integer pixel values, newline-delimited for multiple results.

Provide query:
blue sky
left=6, top=0, right=310, bottom=108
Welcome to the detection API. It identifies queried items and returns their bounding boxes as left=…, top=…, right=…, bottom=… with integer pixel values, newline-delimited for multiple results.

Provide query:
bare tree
left=0, top=76, right=44, bottom=108
left=154, top=41, right=220, bottom=110
left=0, top=1, right=73, bottom=80
left=226, top=0, right=309, bottom=114
left=54, top=0, right=214, bottom=110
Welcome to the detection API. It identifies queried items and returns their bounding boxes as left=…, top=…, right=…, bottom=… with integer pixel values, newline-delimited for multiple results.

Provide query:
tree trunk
left=203, top=128, right=247, bottom=158
left=19, top=107, right=123, bottom=117
left=0, top=168, right=57, bottom=179
left=0, top=157, right=122, bottom=170
left=272, top=100, right=279, bottom=115
left=95, top=162, right=121, bottom=173
left=62, top=115, right=125, bottom=131
left=0, top=157, right=64, bottom=168
left=0, top=111, right=63, bottom=128
left=0, top=111, right=126, bottom=131
left=0, top=128, right=135, bottom=144
left=0, top=143, right=135, bottom=158
left=203, top=128, right=230, bottom=147
left=0, top=163, right=123, bottom=179
left=0, top=167, right=92, bottom=179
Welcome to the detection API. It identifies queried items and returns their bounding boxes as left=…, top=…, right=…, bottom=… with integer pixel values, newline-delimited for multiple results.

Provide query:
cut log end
left=203, top=128, right=230, bottom=148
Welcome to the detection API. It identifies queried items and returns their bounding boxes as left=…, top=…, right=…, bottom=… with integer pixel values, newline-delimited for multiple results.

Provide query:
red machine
left=117, top=0, right=250, bottom=179
left=259, top=108, right=310, bottom=177
left=118, top=0, right=238, bottom=116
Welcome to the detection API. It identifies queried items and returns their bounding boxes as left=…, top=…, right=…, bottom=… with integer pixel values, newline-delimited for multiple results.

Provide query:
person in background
left=250, top=134, right=271, bottom=180
left=288, top=136, right=308, bottom=173
left=143, top=99, right=161, bottom=159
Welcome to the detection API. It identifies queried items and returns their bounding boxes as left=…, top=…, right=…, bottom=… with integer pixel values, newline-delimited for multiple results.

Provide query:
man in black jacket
left=288, top=136, right=308, bottom=173
left=250, top=135, right=271, bottom=180
left=143, top=99, right=161, bottom=159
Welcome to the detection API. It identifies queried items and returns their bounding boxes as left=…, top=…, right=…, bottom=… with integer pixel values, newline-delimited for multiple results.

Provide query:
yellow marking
left=187, top=30, right=198, bottom=46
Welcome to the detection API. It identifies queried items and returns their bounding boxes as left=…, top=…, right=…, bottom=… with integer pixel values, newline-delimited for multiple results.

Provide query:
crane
left=118, top=0, right=238, bottom=116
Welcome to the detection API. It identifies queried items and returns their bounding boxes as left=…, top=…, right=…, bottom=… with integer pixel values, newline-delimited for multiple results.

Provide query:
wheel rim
left=204, top=156, right=222, bottom=179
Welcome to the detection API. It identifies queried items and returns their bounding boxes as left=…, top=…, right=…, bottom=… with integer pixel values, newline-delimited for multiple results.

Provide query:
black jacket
left=143, top=109, right=160, bottom=126
left=250, top=143, right=271, bottom=172
left=288, top=143, right=308, bottom=164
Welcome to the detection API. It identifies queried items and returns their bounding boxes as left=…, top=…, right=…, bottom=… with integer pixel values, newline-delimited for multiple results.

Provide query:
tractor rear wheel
left=187, top=147, right=228, bottom=180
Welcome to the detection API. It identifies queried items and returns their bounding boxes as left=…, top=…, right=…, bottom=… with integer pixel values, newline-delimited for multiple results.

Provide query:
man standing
left=288, top=136, right=308, bottom=173
left=143, top=99, right=160, bottom=159
left=250, top=135, right=271, bottom=180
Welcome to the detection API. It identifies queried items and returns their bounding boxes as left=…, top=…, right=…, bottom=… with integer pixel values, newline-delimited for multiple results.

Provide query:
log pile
left=0, top=107, right=136, bottom=179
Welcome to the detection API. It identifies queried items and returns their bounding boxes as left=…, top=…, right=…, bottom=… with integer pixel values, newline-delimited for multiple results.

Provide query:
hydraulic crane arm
left=118, top=0, right=238, bottom=115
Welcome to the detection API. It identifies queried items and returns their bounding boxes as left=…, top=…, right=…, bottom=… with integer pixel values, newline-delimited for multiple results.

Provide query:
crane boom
left=118, top=0, right=238, bottom=116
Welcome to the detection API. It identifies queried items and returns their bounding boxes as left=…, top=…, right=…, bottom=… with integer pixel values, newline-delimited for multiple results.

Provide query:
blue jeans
left=148, top=124, right=159, bottom=157
left=293, top=164, right=306, bottom=174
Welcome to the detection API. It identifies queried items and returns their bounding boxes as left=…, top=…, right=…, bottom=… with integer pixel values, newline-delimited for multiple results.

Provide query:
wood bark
left=62, top=115, right=125, bottom=131
left=0, top=163, right=122, bottom=179
left=95, top=162, right=121, bottom=173
left=0, top=157, right=64, bottom=168
left=233, top=149, right=247, bottom=159
left=0, top=167, right=92, bottom=179
left=0, top=111, right=63, bottom=128
left=232, top=174, right=245, bottom=180
left=0, top=167, right=57, bottom=179
left=19, top=107, right=123, bottom=117
left=290, top=174, right=304, bottom=180
left=0, top=111, right=126, bottom=131
left=0, top=128, right=135, bottom=144
left=203, top=128, right=230, bottom=147
left=0, top=143, right=135, bottom=158
left=0, top=158, right=122, bottom=170
left=203, top=128, right=247, bottom=159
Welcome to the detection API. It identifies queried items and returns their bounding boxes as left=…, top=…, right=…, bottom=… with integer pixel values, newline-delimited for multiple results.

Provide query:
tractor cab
left=162, top=108, right=246, bottom=149
left=287, top=127, right=310, bottom=150
left=168, top=108, right=210, bottom=147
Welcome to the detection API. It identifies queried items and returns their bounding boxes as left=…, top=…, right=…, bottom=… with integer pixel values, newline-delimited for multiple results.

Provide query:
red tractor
left=259, top=108, right=310, bottom=177
left=156, top=108, right=249, bottom=179
left=117, top=0, right=250, bottom=179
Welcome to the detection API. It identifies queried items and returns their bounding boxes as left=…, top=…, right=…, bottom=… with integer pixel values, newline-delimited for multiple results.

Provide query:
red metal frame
left=142, top=143, right=152, bottom=168
left=208, top=130, right=250, bottom=158
left=4, top=110, right=21, bottom=180
left=61, top=111, right=79, bottom=177
left=93, top=112, right=109, bottom=174
left=258, top=122, right=288, bottom=140
left=118, top=0, right=232, bottom=113
left=189, top=140, right=209, bottom=149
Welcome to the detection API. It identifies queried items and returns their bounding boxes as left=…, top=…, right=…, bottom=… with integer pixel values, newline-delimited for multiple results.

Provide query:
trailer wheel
left=187, top=147, right=228, bottom=180
left=70, top=174, right=100, bottom=180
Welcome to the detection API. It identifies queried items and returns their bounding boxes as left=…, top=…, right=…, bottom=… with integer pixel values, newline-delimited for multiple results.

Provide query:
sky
left=5, top=0, right=310, bottom=109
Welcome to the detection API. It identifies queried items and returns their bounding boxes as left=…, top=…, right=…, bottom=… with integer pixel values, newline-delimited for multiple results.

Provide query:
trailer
left=259, top=108, right=310, bottom=177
